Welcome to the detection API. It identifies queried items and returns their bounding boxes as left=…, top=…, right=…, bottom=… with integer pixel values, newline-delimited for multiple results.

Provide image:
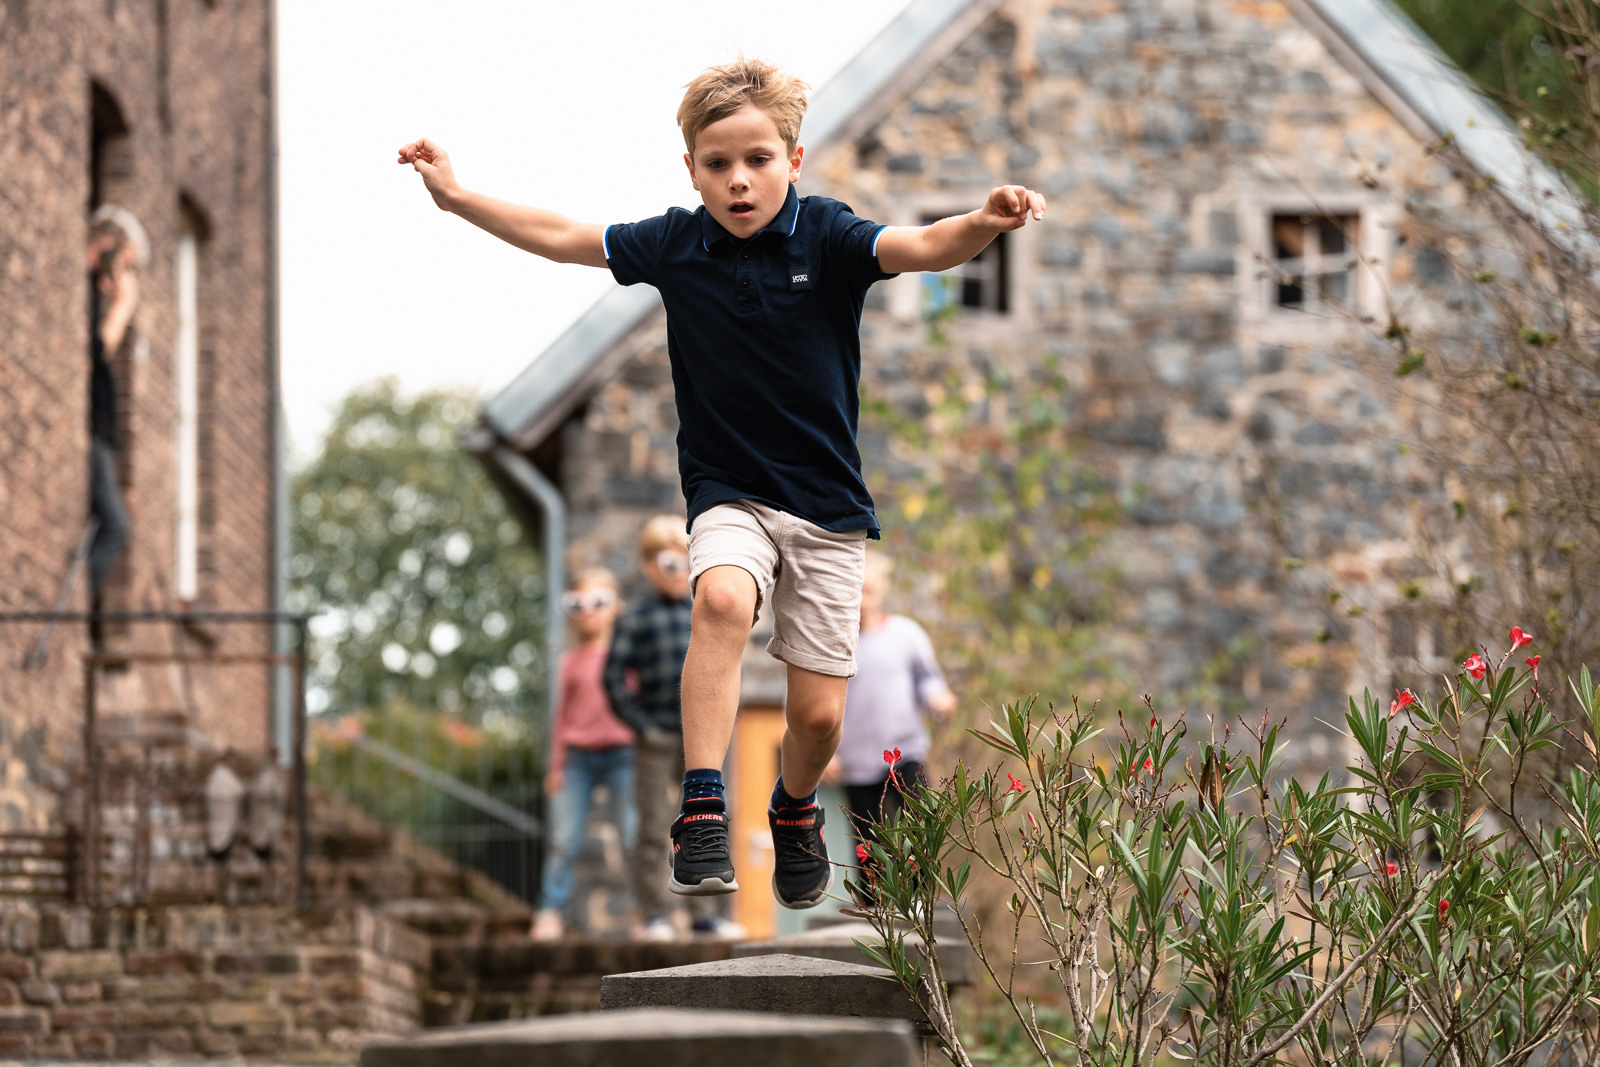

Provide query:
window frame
left=1238, top=191, right=1390, bottom=338
left=884, top=196, right=1034, bottom=335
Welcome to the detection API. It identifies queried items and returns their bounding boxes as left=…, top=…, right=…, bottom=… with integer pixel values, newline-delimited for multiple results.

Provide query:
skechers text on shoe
left=669, top=801, right=738, bottom=896
left=768, top=803, right=831, bottom=908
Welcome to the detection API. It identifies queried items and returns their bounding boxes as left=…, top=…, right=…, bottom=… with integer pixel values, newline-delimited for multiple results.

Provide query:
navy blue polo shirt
left=603, top=184, right=894, bottom=537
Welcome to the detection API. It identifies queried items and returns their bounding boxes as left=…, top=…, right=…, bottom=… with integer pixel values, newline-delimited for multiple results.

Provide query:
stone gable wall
left=1, top=0, right=278, bottom=830
left=547, top=0, right=1501, bottom=764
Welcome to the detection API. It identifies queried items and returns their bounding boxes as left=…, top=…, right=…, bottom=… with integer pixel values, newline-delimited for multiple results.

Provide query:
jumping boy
left=399, top=58, right=1045, bottom=910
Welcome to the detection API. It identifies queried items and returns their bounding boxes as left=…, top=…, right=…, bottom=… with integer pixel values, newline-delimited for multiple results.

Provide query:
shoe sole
left=669, top=873, right=739, bottom=896
left=772, top=864, right=833, bottom=910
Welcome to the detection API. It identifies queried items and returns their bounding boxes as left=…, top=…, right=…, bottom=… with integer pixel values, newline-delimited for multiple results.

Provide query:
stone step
left=734, top=917, right=977, bottom=987
left=361, top=1007, right=920, bottom=1067
left=599, top=952, right=928, bottom=1031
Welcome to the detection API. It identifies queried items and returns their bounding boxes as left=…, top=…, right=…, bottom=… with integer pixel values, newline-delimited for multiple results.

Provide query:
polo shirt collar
left=699, top=184, right=800, bottom=249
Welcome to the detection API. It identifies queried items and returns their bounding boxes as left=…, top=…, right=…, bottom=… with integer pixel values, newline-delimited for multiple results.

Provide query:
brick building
left=468, top=0, right=1567, bottom=933
left=1, top=0, right=281, bottom=834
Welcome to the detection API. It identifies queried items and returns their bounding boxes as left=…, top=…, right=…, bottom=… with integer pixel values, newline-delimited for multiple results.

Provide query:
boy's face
left=644, top=547, right=691, bottom=600
left=683, top=104, right=803, bottom=240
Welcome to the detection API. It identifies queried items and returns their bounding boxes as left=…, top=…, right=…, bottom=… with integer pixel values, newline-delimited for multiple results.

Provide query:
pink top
left=550, top=644, right=635, bottom=775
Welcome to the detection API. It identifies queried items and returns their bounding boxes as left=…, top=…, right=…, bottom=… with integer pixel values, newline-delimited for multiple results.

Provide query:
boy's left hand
left=977, top=185, right=1047, bottom=231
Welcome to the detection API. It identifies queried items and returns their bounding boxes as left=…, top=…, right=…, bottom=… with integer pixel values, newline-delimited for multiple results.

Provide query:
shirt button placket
left=737, top=250, right=756, bottom=313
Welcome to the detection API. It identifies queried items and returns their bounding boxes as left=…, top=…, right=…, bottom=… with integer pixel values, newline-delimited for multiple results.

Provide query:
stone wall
left=1, top=0, right=279, bottom=830
left=425, top=939, right=733, bottom=1027
left=0, top=903, right=427, bottom=1061
left=548, top=0, right=1497, bottom=769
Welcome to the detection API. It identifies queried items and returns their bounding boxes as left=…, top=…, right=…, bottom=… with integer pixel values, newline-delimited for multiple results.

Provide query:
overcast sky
left=276, top=0, right=909, bottom=464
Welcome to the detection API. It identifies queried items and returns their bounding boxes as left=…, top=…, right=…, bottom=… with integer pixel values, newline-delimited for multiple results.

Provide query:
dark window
left=921, top=215, right=1010, bottom=318
left=1272, top=213, right=1358, bottom=312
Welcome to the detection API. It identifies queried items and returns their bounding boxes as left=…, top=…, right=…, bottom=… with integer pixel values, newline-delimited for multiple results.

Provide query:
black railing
left=307, top=705, right=542, bottom=904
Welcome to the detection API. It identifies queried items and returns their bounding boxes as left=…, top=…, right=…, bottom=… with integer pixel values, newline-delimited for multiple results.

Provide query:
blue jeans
left=88, top=439, right=131, bottom=603
left=539, top=745, right=637, bottom=913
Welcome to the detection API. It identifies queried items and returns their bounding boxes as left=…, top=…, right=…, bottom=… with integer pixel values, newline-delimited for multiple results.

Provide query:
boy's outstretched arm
left=397, top=138, right=608, bottom=268
left=875, top=184, right=1046, bottom=275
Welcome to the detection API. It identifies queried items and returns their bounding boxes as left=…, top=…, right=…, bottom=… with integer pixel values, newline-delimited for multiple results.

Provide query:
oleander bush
left=852, top=627, right=1600, bottom=1067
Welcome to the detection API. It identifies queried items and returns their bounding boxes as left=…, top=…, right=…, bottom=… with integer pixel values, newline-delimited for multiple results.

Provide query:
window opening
left=1272, top=212, right=1358, bottom=313
left=921, top=216, right=1010, bottom=319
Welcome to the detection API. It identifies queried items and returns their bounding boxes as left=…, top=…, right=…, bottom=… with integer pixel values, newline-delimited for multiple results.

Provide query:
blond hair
left=570, top=566, right=619, bottom=593
left=637, top=514, right=688, bottom=559
left=89, top=204, right=150, bottom=267
left=677, top=58, right=810, bottom=156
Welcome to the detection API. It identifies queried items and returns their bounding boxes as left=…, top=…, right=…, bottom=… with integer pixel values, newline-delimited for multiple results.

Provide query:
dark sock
left=770, top=777, right=816, bottom=811
left=681, top=768, right=724, bottom=811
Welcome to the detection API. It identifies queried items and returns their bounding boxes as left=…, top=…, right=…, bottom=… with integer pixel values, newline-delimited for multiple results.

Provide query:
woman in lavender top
left=827, top=552, right=955, bottom=873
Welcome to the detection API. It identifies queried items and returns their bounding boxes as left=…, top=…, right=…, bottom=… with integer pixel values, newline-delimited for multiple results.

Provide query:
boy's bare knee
left=693, top=567, right=757, bottom=629
left=786, top=700, right=843, bottom=744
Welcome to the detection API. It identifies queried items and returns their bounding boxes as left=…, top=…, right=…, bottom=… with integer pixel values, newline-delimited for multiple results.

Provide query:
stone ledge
left=360, top=1007, right=920, bottom=1067
left=733, top=918, right=977, bottom=987
left=599, top=952, right=925, bottom=1028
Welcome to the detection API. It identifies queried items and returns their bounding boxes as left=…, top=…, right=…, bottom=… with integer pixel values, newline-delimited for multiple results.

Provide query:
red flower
left=1389, top=688, right=1416, bottom=719
left=856, top=843, right=871, bottom=864
left=1025, top=811, right=1039, bottom=831
left=1438, top=898, right=1450, bottom=914
left=1005, top=772, right=1027, bottom=795
left=1509, top=626, right=1533, bottom=650
left=883, top=747, right=901, bottom=766
left=1525, top=655, right=1541, bottom=681
left=1143, top=757, right=1154, bottom=774
left=1462, top=653, right=1488, bottom=680
left=1385, top=860, right=1399, bottom=877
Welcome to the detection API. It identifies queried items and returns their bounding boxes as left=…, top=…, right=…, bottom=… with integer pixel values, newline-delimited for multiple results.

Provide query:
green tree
left=1392, top=0, right=1553, bottom=103
left=288, top=379, right=547, bottom=731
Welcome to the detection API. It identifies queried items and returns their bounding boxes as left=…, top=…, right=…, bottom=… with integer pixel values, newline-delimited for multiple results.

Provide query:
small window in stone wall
left=921, top=216, right=1010, bottom=318
left=1271, top=212, right=1359, bottom=313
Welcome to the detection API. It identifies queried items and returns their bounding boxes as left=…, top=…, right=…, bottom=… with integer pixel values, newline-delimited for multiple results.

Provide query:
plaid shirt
left=603, top=590, right=692, bottom=735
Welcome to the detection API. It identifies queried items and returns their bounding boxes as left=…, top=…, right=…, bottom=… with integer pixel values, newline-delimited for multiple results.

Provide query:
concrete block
left=733, top=919, right=976, bottom=987
left=599, top=953, right=924, bottom=1028
left=360, top=1008, right=920, bottom=1067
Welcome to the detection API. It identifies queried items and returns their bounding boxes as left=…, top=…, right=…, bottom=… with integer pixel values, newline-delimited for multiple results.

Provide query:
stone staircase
left=362, top=910, right=978, bottom=1066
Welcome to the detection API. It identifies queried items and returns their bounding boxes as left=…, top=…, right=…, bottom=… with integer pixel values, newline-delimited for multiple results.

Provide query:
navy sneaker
left=669, top=801, right=738, bottom=896
left=768, top=803, right=832, bottom=908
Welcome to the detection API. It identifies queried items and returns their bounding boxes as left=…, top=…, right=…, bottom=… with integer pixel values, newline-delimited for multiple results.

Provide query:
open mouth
left=729, top=202, right=755, bottom=218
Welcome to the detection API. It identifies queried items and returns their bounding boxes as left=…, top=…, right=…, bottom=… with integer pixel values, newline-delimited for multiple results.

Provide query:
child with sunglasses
left=604, top=515, right=741, bottom=939
left=531, top=567, right=637, bottom=940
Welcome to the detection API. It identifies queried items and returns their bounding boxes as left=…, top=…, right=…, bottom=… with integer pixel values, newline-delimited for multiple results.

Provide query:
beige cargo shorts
left=687, top=499, right=869, bottom=678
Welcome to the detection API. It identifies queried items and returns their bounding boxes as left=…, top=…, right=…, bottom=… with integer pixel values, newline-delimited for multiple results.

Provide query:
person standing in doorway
left=85, top=204, right=147, bottom=646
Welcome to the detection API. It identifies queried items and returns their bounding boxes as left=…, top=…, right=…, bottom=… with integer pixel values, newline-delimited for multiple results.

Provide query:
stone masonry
left=1, top=1, right=278, bottom=830
left=0, top=902, right=429, bottom=1061
left=547, top=0, right=1498, bottom=771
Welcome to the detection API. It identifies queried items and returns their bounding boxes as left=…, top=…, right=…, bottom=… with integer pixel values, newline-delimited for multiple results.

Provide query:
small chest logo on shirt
left=789, top=264, right=814, bottom=292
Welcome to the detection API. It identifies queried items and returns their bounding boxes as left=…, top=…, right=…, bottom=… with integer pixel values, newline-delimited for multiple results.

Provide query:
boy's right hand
left=397, top=138, right=460, bottom=211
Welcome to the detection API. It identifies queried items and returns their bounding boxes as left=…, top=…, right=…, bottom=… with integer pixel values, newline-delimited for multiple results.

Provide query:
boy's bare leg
left=681, top=565, right=758, bottom=771
left=778, top=664, right=848, bottom=798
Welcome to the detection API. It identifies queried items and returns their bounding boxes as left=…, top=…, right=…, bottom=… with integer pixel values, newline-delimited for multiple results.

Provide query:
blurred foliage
left=1395, top=0, right=1596, bottom=195
left=862, top=362, right=1136, bottom=719
left=288, top=378, right=548, bottom=728
left=1393, top=0, right=1553, bottom=102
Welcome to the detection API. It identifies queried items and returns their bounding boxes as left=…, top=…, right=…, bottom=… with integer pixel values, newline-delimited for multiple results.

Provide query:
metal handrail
left=340, top=733, right=541, bottom=839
